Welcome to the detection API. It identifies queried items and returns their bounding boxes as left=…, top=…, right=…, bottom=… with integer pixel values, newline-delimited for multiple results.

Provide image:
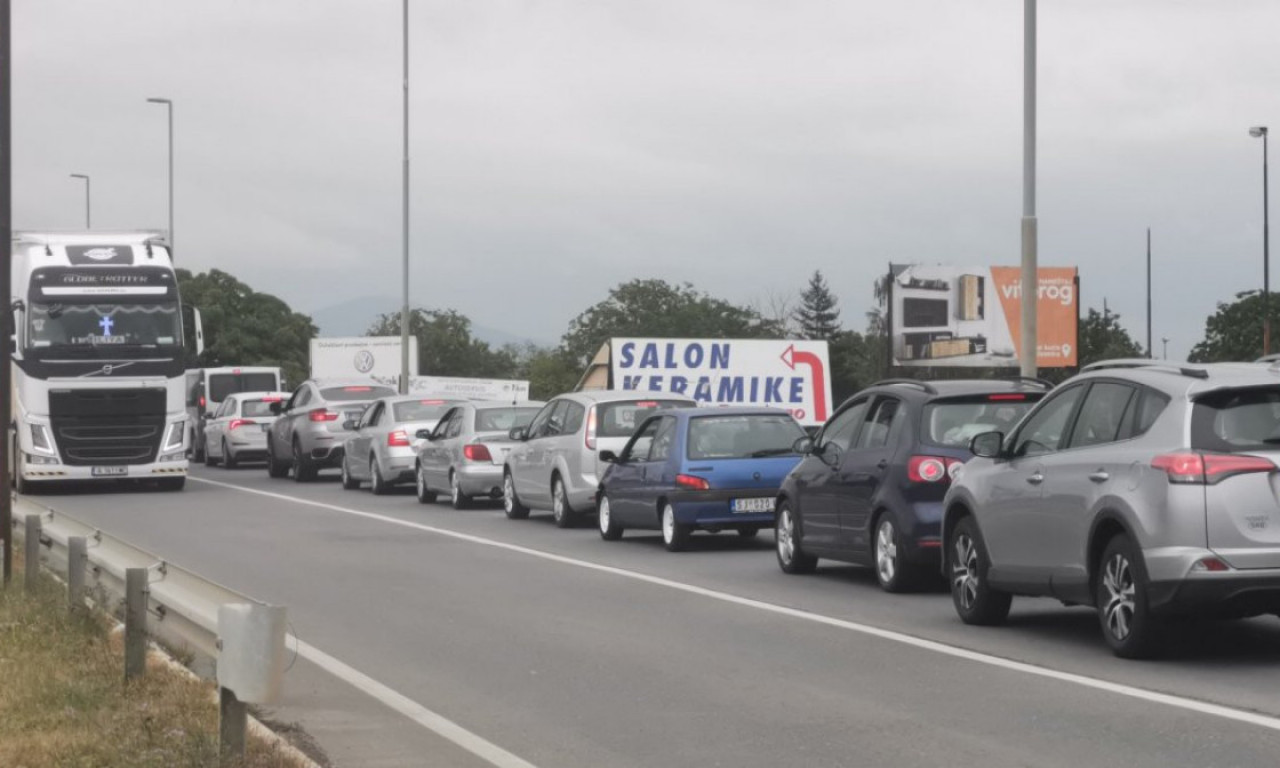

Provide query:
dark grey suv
left=943, top=360, right=1280, bottom=657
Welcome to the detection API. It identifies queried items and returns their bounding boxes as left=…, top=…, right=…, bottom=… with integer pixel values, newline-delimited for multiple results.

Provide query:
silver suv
left=944, top=360, right=1280, bottom=658
left=503, top=390, right=695, bottom=527
left=266, top=379, right=397, bottom=481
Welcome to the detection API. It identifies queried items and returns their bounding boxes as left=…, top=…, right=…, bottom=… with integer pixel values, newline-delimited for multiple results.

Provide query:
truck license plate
left=732, top=497, right=774, bottom=514
left=92, top=466, right=128, bottom=477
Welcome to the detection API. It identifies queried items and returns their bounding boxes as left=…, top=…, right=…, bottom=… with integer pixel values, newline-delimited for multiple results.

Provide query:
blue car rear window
left=687, top=414, right=805, bottom=460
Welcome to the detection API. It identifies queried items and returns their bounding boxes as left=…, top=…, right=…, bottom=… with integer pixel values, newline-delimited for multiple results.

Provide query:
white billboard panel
left=609, top=338, right=833, bottom=427
left=409, top=376, right=531, bottom=402
left=309, top=336, right=418, bottom=385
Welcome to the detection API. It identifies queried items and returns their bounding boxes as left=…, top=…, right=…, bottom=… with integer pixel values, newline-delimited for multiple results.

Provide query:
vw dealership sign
left=309, top=337, right=419, bottom=384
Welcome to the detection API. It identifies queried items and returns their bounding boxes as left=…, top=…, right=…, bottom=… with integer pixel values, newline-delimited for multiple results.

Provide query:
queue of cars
left=197, top=360, right=1280, bottom=659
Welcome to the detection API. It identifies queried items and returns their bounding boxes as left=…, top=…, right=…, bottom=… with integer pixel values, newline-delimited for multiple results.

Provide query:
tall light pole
left=69, top=173, right=90, bottom=229
left=1, top=0, right=13, bottom=585
left=1019, top=0, right=1038, bottom=378
left=147, top=97, right=173, bottom=257
left=399, top=0, right=411, bottom=394
left=1146, top=227, right=1152, bottom=358
left=1251, top=126, right=1270, bottom=356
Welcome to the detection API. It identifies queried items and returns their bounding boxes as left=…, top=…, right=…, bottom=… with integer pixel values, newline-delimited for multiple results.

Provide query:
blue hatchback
left=597, top=407, right=807, bottom=551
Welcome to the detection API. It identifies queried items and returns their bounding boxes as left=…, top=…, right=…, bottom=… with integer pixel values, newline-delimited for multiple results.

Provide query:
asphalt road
left=26, top=465, right=1280, bottom=768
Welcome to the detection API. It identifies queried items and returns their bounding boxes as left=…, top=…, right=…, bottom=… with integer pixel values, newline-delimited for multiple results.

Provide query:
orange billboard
left=889, top=264, right=1078, bottom=368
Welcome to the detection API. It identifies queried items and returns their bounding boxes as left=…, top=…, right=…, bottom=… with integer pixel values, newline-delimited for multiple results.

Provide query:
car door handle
left=1088, top=470, right=1110, bottom=483
left=1026, top=473, right=1044, bottom=486
left=876, top=459, right=889, bottom=470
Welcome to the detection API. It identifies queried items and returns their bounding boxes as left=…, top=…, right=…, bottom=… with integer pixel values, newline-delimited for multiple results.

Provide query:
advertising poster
left=409, top=376, right=531, bottom=402
left=309, top=336, right=419, bottom=383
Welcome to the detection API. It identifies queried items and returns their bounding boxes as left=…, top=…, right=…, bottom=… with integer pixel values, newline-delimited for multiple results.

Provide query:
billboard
left=609, top=338, right=833, bottom=427
left=409, top=376, right=531, bottom=402
left=309, top=336, right=419, bottom=384
left=889, top=264, right=1078, bottom=368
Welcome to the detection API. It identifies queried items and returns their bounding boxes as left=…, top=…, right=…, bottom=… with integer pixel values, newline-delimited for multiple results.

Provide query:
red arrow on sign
left=780, top=344, right=829, bottom=423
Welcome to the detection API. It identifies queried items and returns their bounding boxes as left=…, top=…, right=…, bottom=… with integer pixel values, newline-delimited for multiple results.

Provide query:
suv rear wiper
left=751, top=447, right=795, bottom=457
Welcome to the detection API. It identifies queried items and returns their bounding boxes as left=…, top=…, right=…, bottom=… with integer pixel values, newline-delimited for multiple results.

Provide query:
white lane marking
left=192, top=476, right=1280, bottom=735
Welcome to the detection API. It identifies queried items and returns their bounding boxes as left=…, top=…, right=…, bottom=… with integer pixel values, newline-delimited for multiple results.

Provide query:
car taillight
left=676, top=474, right=710, bottom=491
left=309, top=408, right=338, bottom=422
left=388, top=430, right=410, bottom=447
left=988, top=394, right=1027, bottom=401
left=1151, top=452, right=1277, bottom=485
left=585, top=406, right=597, bottom=450
left=228, top=419, right=255, bottom=431
left=464, top=443, right=493, bottom=462
left=908, top=455, right=964, bottom=483
left=198, top=395, right=206, bottom=409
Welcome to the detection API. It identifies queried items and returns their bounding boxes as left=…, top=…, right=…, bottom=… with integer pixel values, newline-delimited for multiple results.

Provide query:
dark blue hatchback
left=597, top=407, right=807, bottom=551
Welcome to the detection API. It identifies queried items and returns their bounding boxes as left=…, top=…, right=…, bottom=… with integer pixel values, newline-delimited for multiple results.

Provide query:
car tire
left=503, top=470, right=530, bottom=520
left=661, top=503, right=691, bottom=552
left=370, top=457, right=388, bottom=496
left=450, top=472, right=472, bottom=510
left=775, top=501, right=818, bottom=574
left=738, top=526, right=760, bottom=539
left=222, top=439, right=238, bottom=469
left=1097, top=535, right=1162, bottom=659
left=204, top=441, right=219, bottom=467
left=948, top=516, right=1012, bottom=626
left=874, top=512, right=923, bottom=593
left=341, top=455, right=360, bottom=490
left=415, top=464, right=437, bottom=504
left=266, top=438, right=290, bottom=479
left=598, top=495, right=623, bottom=541
left=551, top=476, right=577, bottom=528
left=292, top=440, right=316, bottom=482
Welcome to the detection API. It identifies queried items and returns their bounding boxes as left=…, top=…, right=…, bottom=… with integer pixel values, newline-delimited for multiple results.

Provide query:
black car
left=774, top=378, right=1048, bottom=592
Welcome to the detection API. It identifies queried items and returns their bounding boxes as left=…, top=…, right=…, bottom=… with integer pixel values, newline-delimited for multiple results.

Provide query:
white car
left=203, top=391, right=290, bottom=468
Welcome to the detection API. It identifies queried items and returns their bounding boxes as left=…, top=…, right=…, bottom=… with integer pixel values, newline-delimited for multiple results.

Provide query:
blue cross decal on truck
left=98, top=315, right=114, bottom=336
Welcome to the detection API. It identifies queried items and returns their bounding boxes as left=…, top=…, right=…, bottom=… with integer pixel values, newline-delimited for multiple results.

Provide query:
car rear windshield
left=392, top=400, right=458, bottom=423
left=1192, top=387, right=1280, bottom=452
left=209, top=373, right=278, bottom=403
left=321, top=385, right=397, bottom=402
left=598, top=400, right=692, bottom=438
left=922, top=395, right=1041, bottom=447
left=687, top=414, right=806, bottom=460
left=476, top=407, right=540, bottom=432
left=241, top=399, right=280, bottom=418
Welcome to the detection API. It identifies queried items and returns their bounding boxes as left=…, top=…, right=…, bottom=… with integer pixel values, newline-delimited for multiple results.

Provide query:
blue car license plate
left=732, top=497, right=774, bottom=514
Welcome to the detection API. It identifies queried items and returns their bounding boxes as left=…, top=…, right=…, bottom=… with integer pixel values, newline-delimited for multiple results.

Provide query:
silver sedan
left=340, top=396, right=464, bottom=494
left=203, top=390, right=289, bottom=468
left=414, top=400, right=545, bottom=508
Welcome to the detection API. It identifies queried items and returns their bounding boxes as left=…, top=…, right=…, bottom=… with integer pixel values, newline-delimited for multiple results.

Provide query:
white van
left=186, top=366, right=284, bottom=461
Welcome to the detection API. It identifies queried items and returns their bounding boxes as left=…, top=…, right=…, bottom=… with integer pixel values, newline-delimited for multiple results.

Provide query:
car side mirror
left=599, top=449, right=619, bottom=464
left=269, top=401, right=284, bottom=415
left=415, top=428, right=433, bottom=440
left=509, top=427, right=527, bottom=441
left=970, top=431, right=1005, bottom=459
left=200, top=413, right=210, bottom=422
left=792, top=436, right=815, bottom=455
left=343, top=419, right=358, bottom=431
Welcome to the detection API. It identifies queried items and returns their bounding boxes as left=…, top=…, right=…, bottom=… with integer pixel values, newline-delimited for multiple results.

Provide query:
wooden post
left=124, top=568, right=147, bottom=681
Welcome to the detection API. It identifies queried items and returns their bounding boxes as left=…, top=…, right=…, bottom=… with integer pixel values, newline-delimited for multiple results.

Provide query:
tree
left=561, top=279, right=782, bottom=364
left=1189, top=290, right=1275, bottom=363
left=1077, top=306, right=1145, bottom=366
left=511, top=344, right=582, bottom=400
left=177, top=269, right=316, bottom=386
left=367, top=308, right=517, bottom=378
left=794, top=270, right=841, bottom=340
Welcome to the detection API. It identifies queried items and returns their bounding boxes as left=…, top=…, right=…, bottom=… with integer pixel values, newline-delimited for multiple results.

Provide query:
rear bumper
left=1148, top=570, right=1280, bottom=616
left=669, top=489, right=778, bottom=527
left=456, top=463, right=504, bottom=496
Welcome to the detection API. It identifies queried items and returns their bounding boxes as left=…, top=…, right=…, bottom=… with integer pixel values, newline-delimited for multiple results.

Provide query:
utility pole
left=1019, top=0, right=1038, bottom=378
left=1146, top=227, right=1152, bottom=358
left=399, top=0, right=411, bottom=394
left=1, top=0, right=12, bottom=585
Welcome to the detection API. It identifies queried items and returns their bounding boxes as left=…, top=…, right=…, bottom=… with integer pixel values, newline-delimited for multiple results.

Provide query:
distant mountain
left=307, top=295, right=551, bottom=349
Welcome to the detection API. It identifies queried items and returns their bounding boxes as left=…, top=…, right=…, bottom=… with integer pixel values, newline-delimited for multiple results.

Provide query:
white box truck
left=10, top=231, right=190, bottom=491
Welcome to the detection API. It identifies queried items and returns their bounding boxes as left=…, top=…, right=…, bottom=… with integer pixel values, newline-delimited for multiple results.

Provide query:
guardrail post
left=68, top=536, right=87, bottom=613
left=124, top=567, right=147, bottom=681
left=219, top=686, right=247, bottom=764
left=24, top=515, right=40, bottom=589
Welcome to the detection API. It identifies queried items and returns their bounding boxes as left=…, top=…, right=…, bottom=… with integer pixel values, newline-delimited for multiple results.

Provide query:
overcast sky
left=14, top=1, right=1280, bottom=357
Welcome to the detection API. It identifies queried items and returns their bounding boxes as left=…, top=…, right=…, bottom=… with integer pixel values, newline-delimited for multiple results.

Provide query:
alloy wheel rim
left=876, top=520, right=898, bottom=584
left=599, top=497, right=611, bottom=533
left=553, top=482, right=565, bottom=521
left=662, top=506, right=674, bottom=543
left=371, top=461, right=380, bottom=491
left=777, top=509, right=795, bottom=564
left=417, top=466, right=426, bottom=497
left=451, top=475, right=460, bottom=504
left=1102, top=554, right=1136, bottom=640
left=503, top=476, right=514, bottom=512
left=952, top=534, right=979, bottom=610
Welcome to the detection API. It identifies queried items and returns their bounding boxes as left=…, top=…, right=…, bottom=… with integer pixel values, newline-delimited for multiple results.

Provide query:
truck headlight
left=29, top=424, right=56, bottom=455
left=162, top=421, right=186, bottom=452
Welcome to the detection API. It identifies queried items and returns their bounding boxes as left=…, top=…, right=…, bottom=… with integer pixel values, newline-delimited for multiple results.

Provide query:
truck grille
left=49, top=388, right=167, bottom=466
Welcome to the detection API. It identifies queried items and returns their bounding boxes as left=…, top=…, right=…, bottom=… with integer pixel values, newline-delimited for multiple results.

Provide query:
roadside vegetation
left=0, top=563, right=310, bottom=768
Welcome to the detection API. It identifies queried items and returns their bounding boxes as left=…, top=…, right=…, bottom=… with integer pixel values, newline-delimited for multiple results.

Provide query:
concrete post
left=124, top=567, right=148, bottom=681
left=67, top=536, right=87, bottom=612
left=219, top=686, right=248, bottom=764
left=23, top=515, right=40, bottom=589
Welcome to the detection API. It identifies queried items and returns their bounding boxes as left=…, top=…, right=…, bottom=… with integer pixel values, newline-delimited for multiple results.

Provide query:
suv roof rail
left=871, top=379, right=939, bottom=395
left=1004, top=376, right=1054, bottom=389
left=1255, top=354, right=1280, bottom=363
left=1080, top=359, right=1210, bottom=380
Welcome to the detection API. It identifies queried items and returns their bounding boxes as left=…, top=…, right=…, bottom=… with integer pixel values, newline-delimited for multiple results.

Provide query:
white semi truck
left=10, top=231, right=189, bottom=491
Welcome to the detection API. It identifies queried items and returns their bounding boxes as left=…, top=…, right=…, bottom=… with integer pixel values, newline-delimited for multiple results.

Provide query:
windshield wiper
left=751, top=447, right=795, bottom=458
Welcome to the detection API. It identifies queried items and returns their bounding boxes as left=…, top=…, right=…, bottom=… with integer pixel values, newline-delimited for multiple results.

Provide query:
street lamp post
left=69, top=173, right=90, bottom=229
left=147, top=98, right=173, bottom=257
left=1162, top=337, right=1169, bottom=361
left=399, top=0, right=411, bottom=394
left=1019, top=0, right=1039, bottom=378
left=1251, top=126, right=1270, bottom=356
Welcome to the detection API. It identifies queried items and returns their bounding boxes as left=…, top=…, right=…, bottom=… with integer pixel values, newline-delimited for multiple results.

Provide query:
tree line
left=181, top=266, right=1258, bottom=402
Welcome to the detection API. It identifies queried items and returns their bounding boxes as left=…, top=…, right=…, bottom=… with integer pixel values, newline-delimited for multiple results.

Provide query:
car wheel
left=450, top=472, right=472, bottom=510
left=948, top=516, right=1012, bottom=626
left=503, top=471, right=529, bottom=520
left=738, top=526, right=760, bottom=539
left=598, top=495, right=623, bottom=541
left=266, top=438, right=290, bottom=479
left=415, top=464, right=437, bottom=504
left=341, top=455, right=360, bottom=490
left=204, top=440, right=219, bottom=467
left=222, top=439, right=238, bottom=469
left=775, top=501, right=818, bottom=574
left=874, top=512, right=923, bottom=593
left=370, top=456, right=388, bottom=496
left=661, top=503, right=691, bottom=552
left=1097, top=535, right=1161, bottom=659
left=292, top=439, right=316, bottom=482
left=551, top=476, right=577, bottom=528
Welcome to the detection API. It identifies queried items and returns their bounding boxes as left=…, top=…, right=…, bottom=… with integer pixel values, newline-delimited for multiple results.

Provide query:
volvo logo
left=354, top=350, right=376, bottom=373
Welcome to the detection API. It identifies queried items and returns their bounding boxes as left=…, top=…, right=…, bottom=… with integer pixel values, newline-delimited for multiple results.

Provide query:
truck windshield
left=27, top=302, right=181, bottom=356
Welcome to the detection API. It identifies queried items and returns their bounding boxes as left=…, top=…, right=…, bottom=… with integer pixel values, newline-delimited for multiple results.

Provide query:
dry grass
left=0, top=563, right=312, bottom=768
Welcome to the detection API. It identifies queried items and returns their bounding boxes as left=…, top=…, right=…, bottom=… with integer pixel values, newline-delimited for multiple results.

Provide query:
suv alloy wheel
left=948, top=516, right=1011, bottom=625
